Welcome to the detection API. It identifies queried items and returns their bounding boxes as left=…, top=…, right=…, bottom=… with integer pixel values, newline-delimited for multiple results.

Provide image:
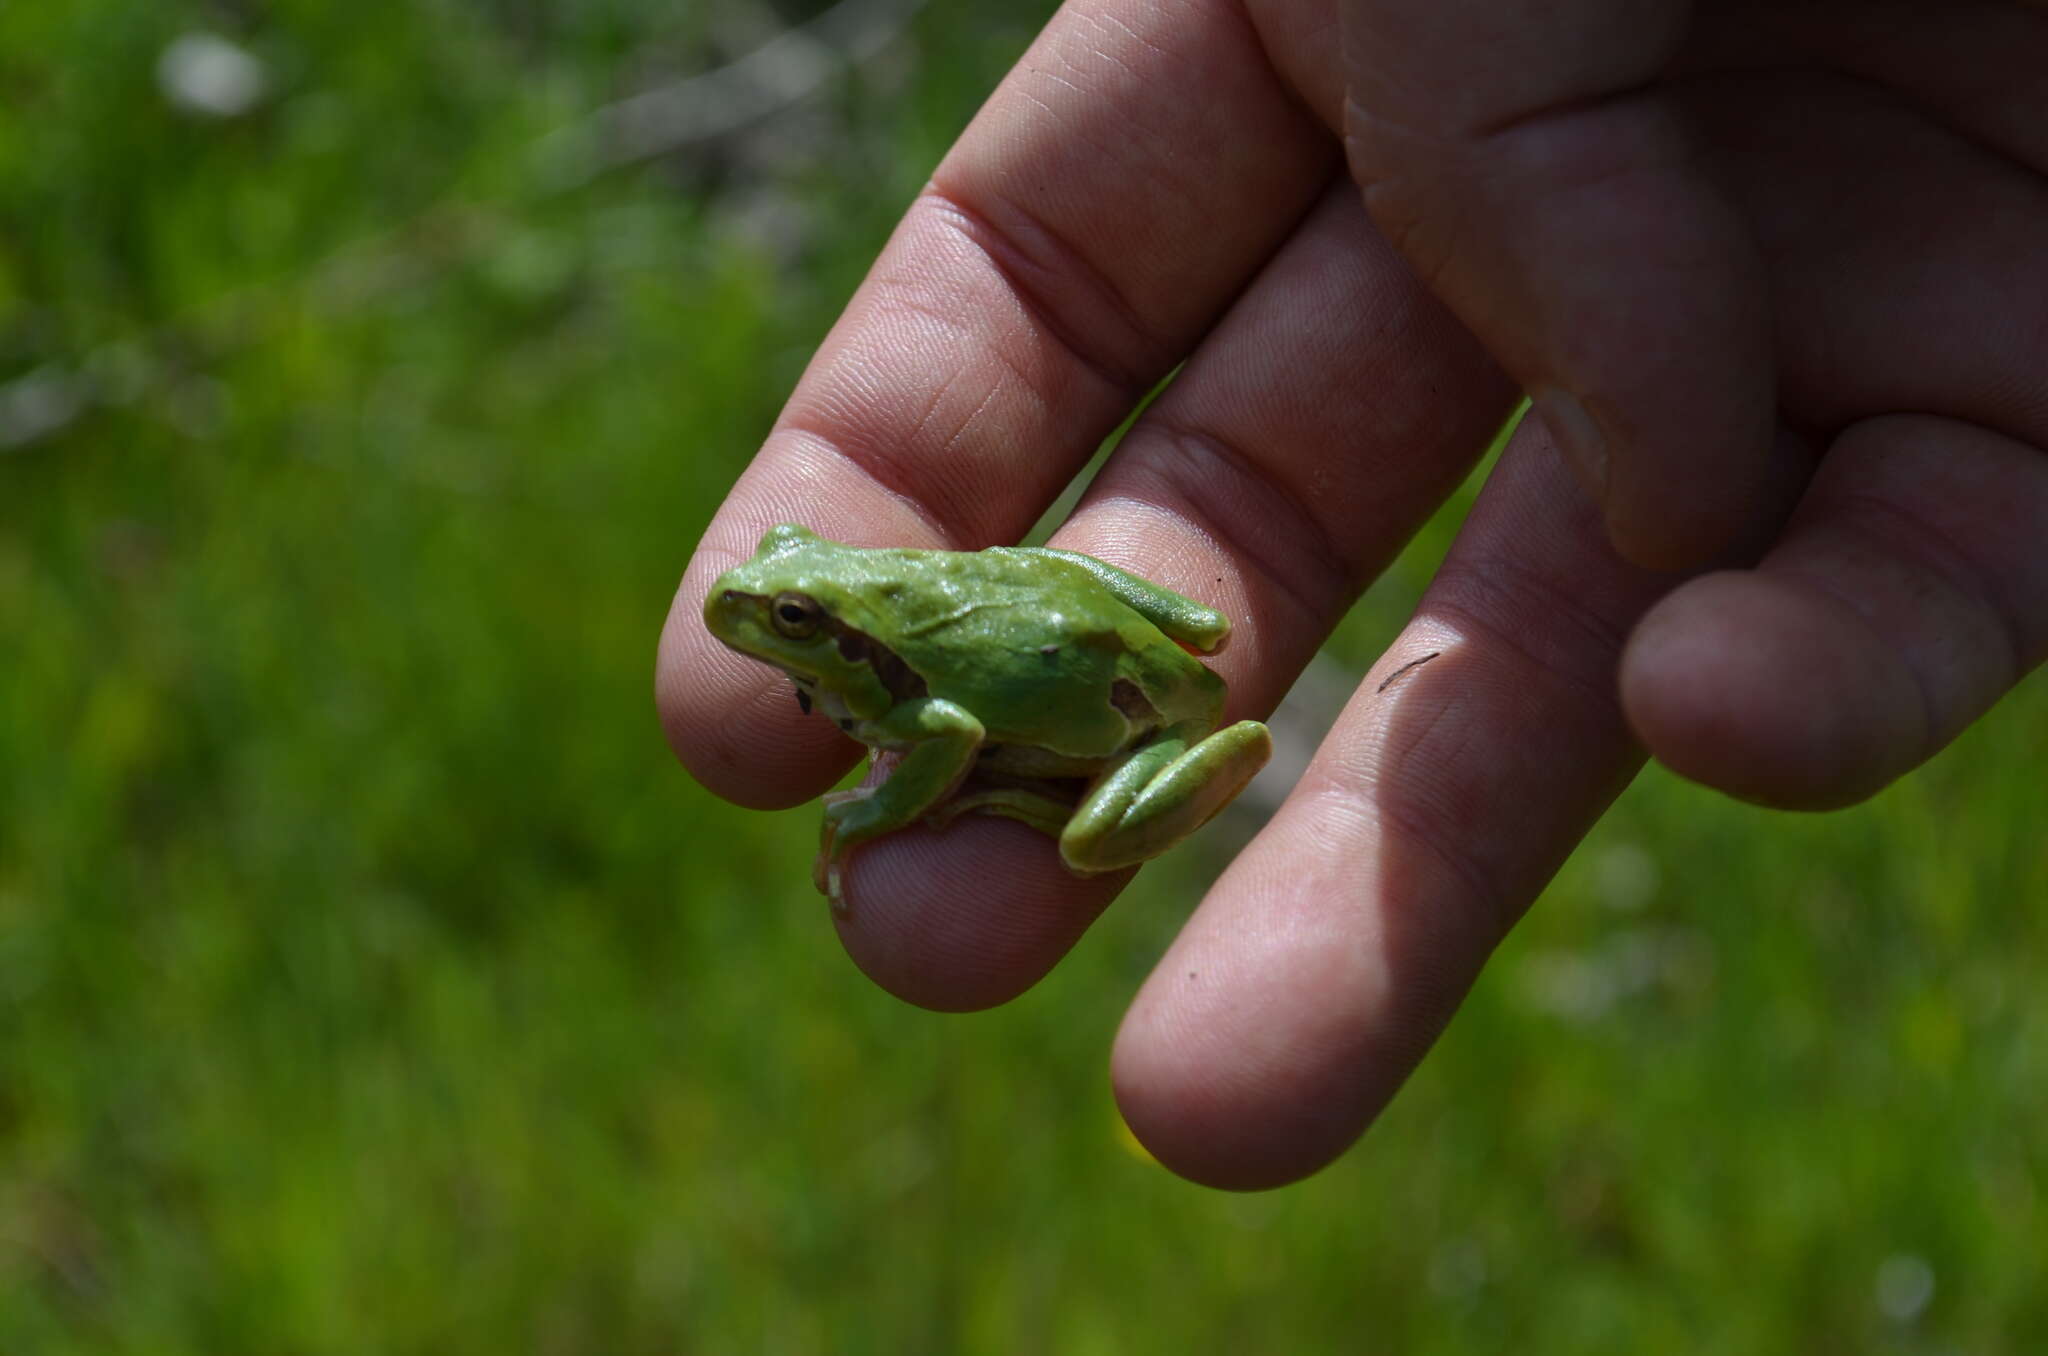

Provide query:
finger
left=1339, top=0, right=1777, bottom=567
left=1732, top=1, right=2048, bottom=177
left=1623, top=415, right=2048, bottom=809
left=828, top=814, right=1134, bottom=1013
left=660, top=0, right=1338, bottom=811
left=1676, top=59, right=2048, bottom=454
left=838, top=186, right=1515, bottom=1008
left=1110, top=412, right=1806, bottom=1190
left=1623, top=52, right=2048, bottom=806
left=1060, top=185, right=1518, bottom=713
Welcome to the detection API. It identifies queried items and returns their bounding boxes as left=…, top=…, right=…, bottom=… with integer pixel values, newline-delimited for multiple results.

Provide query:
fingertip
left=1537, top=386, right=1750, bottom=572
left=653, top=595, right=717, bottom=765
left=1109, top=916, right=1411, bottom=1191
left=1622, top=571, right=1924, bottom=809
left=656, top=578, right=863, bottom=809
left=1597, top=405, right=1782, bottom=573
left=1518, top=233, right=1778, bottom=575
left=831, top=821, right=1126, bottom=1012
left=1110, top=1025, right=1362, bottom=1192
left=1598, top=388, right=1784, bottom=573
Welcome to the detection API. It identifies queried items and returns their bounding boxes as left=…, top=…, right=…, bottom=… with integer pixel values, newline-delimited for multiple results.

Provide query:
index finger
left=658, top=0, right=1337, bottom=812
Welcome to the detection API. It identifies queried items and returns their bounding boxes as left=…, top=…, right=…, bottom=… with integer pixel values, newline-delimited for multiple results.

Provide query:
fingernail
left=1533, top=387, right=1610, bottom=500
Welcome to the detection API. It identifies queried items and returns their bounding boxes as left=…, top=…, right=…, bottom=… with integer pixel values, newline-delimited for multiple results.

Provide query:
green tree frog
left=704, top=524, right=1273, bottom=908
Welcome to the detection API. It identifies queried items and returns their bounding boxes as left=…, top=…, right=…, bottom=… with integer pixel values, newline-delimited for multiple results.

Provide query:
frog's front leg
left=1059, top=719, right=1272, bottom=874
left=815, top=698, right=984, bottom=909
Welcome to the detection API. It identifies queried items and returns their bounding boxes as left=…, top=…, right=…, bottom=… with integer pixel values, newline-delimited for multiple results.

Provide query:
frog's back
left=837, top=548, right=1212, bottom=755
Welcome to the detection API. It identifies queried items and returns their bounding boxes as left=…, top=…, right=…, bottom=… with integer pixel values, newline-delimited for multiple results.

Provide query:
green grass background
left=2, top=2, right=2043, bottom=1350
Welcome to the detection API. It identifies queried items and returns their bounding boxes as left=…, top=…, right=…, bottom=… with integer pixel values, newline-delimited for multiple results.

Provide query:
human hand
left=658, top=0, right=2048, bottom=1187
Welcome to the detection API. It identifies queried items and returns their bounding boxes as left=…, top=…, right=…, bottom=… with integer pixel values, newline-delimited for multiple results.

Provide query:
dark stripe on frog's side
left=955, top=763, right=1090, bottom=809
left=975, top=743, right=1109, bottom=779
left=827, top=618, right=928, bottom=703
left=1109, top=678, right=1159, bottom=726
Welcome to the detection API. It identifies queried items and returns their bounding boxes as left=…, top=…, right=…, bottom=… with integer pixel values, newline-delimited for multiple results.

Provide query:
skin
left=703, top=524, right=1272, bottom=907
left=659, top=0, right=2048, bottom=1189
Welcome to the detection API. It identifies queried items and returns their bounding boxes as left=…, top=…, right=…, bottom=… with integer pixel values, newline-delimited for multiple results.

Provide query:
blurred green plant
left=1, top=2, right=2042, bottom=1352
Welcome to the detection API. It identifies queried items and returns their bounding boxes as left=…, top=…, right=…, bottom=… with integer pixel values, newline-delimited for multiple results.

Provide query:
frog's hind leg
left=1059, top=720, right=1272, bottom=874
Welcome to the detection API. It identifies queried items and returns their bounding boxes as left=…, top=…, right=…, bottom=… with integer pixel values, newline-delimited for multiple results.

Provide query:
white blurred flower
left=0, top=366, right=84, bottom=449
left=1875, top=1253, right=1935, bottom=1323
left=1518, top=926, right=1716, bottom=1023
left=1592, top=840, right=1661, bottom=912
left=157, top=32, right=268, bottom=119
left=1427, top=1237, right=1488, bottom=1299
left=1519, top=948, right=1621, bottom=1021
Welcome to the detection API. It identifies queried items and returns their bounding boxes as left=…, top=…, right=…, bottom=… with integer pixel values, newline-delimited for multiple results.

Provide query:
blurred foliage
left=1, top=1, right=2043, bottom=1351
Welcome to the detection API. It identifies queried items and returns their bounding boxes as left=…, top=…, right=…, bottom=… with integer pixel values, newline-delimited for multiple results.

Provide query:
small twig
left=2, top=0, right=926, bottom=453
left=1376, top=651, right=1441, bottom=694
left=531, top=0, right=928, bottom=189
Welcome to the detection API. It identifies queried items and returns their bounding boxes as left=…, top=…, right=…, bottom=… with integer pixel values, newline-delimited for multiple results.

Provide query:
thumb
left=1341, top=0, right=1775, bottom=568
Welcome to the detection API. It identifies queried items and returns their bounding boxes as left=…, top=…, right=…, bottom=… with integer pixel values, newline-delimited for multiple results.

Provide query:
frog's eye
left=770, top=591, right=823, bottom=639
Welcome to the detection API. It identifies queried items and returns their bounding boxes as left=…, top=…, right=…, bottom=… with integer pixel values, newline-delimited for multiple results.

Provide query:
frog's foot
left=820, top=857, right=849, bottom=914
left=814, top=789, right=872, bottom=912
left=1059, top=720, right=1272, bottom=874
left=809, top=700, right=984, bottom=912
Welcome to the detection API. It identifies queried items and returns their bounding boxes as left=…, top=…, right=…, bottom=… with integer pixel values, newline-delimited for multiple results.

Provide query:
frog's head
left=703, top=524, right=897, bottom=721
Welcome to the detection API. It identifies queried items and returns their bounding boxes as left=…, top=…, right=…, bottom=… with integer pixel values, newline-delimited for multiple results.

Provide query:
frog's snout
left=703, top=583, right=747, bottom=637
